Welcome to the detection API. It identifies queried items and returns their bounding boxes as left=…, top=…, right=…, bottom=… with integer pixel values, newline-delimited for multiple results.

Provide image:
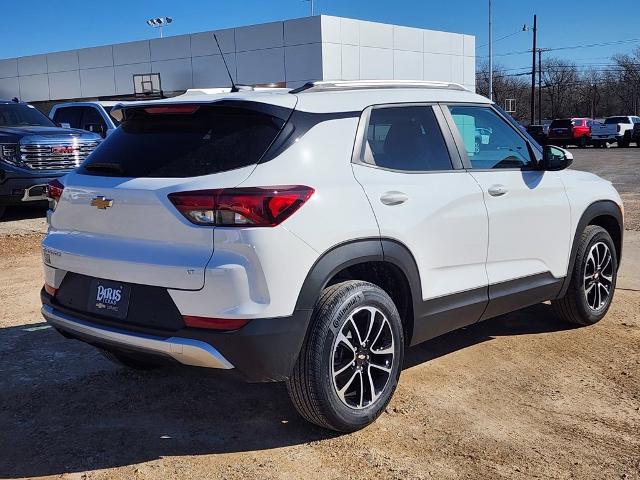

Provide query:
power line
left=478, top=36, right=640, bottom=58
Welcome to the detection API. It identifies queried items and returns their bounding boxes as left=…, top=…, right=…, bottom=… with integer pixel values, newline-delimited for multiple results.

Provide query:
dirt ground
left=1, top=148, right=639, bottom=480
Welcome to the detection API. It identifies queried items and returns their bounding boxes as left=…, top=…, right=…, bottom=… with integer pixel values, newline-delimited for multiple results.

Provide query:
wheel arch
left=558, top=200, right=623, bottom=298
left=294, top=238, right=422, bottom=345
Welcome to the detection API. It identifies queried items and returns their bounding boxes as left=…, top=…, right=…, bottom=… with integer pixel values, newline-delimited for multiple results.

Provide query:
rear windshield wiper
left=84, top=162, right=125, bottom=174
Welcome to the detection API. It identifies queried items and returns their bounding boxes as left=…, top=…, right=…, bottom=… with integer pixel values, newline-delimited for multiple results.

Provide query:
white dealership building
left=0, top=15, right=475, bottom=104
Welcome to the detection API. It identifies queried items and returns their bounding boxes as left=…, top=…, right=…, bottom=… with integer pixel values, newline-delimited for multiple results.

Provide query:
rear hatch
left=44, top=98, right=295, bottom=290
left=548, top=119, right=573, bottom=139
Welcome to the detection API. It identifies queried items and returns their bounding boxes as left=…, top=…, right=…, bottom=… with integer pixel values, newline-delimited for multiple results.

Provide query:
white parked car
left=41, top=81, right=624, bottom=432
left=590, top=115, right=640, bottom=147
left=50, top=101, right=120, bottom=138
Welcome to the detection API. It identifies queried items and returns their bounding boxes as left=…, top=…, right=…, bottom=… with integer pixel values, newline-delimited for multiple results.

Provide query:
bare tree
left=476, top=61, right=530, bottom=121
left=542, top=58, right=579, bottom=119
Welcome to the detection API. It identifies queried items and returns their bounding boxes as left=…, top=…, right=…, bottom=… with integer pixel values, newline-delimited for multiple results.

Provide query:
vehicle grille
left=19, top=141, right=100, bottom=170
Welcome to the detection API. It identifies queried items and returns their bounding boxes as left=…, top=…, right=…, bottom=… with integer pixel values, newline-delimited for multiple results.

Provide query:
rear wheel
left=287, top=281, right=404, bottom=432
left=578, top=136, right=587, bottom=148
left=552, top=226, right=617, bottom=326
left=100, top=348, right=163, bottom=370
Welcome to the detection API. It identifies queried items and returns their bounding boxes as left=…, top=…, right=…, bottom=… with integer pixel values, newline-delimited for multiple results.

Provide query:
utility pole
left=530, top=14, right=537, bottom=126
left=538, top=49, right=542, bottom=124
left=488, top=0, right=493, bottom=100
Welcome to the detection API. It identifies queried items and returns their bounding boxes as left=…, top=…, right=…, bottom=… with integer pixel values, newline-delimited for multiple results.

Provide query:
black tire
left=552, top=225, right=618, bottom=326
left=0, top=205, right=5, bottom=220
left=286, top=281, right=404, bottom=432
left=100, top=348, right=162, bottom=370
left=578, top=136, right=587, bottom=148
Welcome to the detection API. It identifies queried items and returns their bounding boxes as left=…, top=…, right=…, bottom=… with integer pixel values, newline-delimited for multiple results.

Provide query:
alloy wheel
left=330, top=306, right=395, bottom=409
left=583, top=241, right=614, bottom=311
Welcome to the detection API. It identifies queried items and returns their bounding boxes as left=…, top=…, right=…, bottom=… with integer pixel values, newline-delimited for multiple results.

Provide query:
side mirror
left=541, top=145, right=573, bottom=171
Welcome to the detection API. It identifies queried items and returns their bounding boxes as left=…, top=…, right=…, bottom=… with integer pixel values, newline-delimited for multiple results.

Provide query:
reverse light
left=168, top=185, right=315, bottom=227
left=183, top=315, right=250, bottom=331
left=46, top=179, right=65, bottom=206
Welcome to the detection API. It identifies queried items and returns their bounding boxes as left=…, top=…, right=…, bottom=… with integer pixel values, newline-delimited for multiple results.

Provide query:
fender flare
left=294, top=237, right=422, bottom=334
left=558, top=200, right=623, bottom=298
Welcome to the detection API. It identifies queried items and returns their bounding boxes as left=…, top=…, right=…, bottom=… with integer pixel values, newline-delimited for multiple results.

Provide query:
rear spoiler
left=110, top=87, right=290, bottom=122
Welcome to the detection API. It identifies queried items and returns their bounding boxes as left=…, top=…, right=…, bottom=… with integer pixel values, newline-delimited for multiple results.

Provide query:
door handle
left=488, top=184, right=508, bottom=197
left=380, top=191, right=408, bottom=206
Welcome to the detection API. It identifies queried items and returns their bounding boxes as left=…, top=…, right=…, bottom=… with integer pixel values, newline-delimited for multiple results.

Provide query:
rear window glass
left=574, top=120, right=584, bottom=126
left=78, top=102, right=288, bottom=178
left=550, top=119, right=573, bottom=128
left=604, top=116, right=630, bottom=124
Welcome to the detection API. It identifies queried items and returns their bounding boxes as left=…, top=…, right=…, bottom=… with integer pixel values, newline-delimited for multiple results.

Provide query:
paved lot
left=0, top=148, right=639, bottom=479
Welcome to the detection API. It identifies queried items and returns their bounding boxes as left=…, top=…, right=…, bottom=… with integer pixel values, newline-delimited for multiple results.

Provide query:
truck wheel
left=100, top=348, right=162, bottom=370
left=287, top=281, right=404, bottom=432
left=552, top=226, right=617, bottom=326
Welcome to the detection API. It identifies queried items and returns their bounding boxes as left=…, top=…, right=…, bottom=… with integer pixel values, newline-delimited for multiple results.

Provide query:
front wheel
left=287, top=281, right=404, bottom=432
left=552, top=225, right=618, bottom=326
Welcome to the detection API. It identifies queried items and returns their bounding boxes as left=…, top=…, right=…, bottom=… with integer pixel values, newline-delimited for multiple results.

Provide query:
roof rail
left=290, top=80, right=468, bottom=94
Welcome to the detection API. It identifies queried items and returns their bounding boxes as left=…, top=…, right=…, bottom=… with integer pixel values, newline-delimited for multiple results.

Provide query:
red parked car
left=548, top=118, right=594, bottom=148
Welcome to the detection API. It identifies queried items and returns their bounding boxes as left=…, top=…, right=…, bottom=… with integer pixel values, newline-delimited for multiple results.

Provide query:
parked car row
left=526, top=115, right=640, bottom=148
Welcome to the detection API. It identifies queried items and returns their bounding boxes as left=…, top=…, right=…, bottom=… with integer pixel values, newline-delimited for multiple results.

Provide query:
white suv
left=41, top=81, right=624, bottom=432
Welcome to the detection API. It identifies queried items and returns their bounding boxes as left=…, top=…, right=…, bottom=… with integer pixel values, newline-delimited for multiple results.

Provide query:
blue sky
left=2, top=0, right=639, bottom=73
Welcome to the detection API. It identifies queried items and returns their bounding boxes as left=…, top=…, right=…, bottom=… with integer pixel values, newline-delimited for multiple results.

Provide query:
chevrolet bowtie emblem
left=90, top=196, right=113, bottom=210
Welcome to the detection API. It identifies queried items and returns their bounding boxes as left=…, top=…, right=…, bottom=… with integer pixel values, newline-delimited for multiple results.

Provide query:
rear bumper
left=42, top=304, right=234, bottom=369
left=41, top=288, right=312, bottom=382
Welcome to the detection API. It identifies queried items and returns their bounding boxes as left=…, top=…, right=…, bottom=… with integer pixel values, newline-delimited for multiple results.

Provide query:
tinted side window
left=363, top=106, right=452, bottom=171
left=53, top=107, right=83, bottom=128
left=449, top=106, right=534, bottom=170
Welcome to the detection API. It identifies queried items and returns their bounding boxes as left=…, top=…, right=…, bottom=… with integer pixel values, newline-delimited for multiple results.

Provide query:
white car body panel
left=237, top=118, right=380, bottom=253
left=353, top=166, right=489, bottom=300
left=169, top=226, right=318, bottom=318
left=469, top=170, right=572, bottom=283
left=559, top=169, right=624, bottom=258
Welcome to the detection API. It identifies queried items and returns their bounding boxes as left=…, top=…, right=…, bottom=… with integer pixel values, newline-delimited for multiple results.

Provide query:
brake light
left=168, top=185, right=314, bottom=227
left=46, top=179, right=64, bottom=204
left=183, top=315, right=250, bottom=331
left=144, top=105, right=200, bottom=115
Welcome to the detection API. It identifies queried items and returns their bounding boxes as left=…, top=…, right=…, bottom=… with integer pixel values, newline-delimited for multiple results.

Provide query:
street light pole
left=488, top=0, right=493, bottom=101
left=146, top=17, right=173, bottom=39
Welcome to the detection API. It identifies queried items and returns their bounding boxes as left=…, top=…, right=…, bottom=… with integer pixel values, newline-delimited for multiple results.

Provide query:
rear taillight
left=168, top=185, right=314, bottom=227
left=183, top=315, right=250, bottom=331
left=44, top=283, right=57, bottom=297
left=46, top=179, right=64, bottom=207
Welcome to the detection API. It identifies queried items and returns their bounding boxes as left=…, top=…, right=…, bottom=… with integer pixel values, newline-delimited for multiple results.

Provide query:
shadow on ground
left=1, top=205, right=47, bottom=222
left=0, top=303, right=573, bottom=477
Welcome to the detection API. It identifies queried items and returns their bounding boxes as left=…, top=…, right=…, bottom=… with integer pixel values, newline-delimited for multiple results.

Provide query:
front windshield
left=0, top=103, right=56, bottom=127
